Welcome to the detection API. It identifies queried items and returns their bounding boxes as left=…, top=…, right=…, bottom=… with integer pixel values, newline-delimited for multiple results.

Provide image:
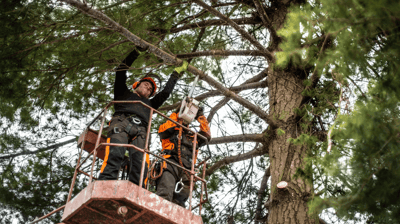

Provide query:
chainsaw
left=178, top=75, right=200, bottom=124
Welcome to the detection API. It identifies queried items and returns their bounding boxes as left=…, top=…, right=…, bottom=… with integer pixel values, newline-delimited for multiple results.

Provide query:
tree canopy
left=1, top=0, right=399, bottom=223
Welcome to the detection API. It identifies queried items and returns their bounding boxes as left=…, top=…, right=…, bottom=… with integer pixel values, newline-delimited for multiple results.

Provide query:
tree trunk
left=267, top=69, right=317, bottom=224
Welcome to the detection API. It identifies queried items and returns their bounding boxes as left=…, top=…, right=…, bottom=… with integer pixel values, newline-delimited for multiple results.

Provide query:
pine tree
left=1, top=0, right=399, bottom=223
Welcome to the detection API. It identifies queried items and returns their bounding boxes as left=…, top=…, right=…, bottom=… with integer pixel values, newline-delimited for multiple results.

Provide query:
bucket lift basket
left=30, top=101, right=209, bottom=224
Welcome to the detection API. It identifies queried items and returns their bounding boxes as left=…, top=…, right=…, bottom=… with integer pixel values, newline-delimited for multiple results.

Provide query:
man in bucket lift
left=156, top=106, right=211, bottom=207
left=98, top=46, right=188, bottom=188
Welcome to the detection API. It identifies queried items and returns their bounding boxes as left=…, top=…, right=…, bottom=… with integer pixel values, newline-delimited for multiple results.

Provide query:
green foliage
left=0, top=151, right=86, bottom=223
left=287, top=133, right=318, bottom=147
left=2, top=0, right=399, bottom=223
left=276, top=128, right=285, bottom=136
left=315, top=85, right=400, bottom=221
left=278, top=0, right=400, bottom=222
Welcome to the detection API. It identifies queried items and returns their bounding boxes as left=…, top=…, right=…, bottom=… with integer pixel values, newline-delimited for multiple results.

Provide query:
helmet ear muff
left=132, top=80, right=156, bottom=97
left=132, top=81, right=139, bottom=90
left=141, top=77, right=157, bottom=97
left=132, top=76, right=158, bottom=97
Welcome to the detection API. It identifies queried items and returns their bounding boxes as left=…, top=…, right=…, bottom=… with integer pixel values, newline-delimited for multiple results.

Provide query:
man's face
left=135, top=81, right=153, bottom=99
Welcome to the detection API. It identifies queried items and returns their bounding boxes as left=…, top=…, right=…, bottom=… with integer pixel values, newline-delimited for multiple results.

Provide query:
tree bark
left=267, top=68, right=317, bottom=223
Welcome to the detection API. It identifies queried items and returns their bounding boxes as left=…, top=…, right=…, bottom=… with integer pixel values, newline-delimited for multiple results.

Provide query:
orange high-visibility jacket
left=158, top=113, right=211, bottom=157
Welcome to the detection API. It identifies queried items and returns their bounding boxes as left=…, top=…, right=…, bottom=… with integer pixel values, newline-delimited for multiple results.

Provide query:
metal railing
left=31, top=100, right=209, bottom=223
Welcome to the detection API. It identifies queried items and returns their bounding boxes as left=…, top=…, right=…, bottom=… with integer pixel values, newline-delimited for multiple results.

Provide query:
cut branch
left=177, top=50, right=265, bottom=59
left=0, top=138, right=76, bottom=160
left=192, top=0, right=274, bottom=61
left=205, top=143, right=268, bottom=176
left=59, top=0, right=274, bottom=125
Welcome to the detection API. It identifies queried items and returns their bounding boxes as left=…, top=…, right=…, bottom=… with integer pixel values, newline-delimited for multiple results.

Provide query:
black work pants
left=98, top=118, right=148, bottom=187
left=156, top=157, right=192, bottom=207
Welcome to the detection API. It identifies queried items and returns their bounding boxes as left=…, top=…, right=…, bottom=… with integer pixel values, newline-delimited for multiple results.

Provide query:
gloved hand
left=195, top=106, right=204, bottom=120
left=174, top=60, right=188, bottom=75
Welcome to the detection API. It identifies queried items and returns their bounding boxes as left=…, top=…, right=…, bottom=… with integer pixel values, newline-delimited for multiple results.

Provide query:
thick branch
left=60, top=0, right=274, bottom=124
left=207, top=68, right=269, bottom=122
left=242, top=68, right=268, bottom=84
left=177, top=49, right=265, bottom=59
left=170, top=17, right=261, bottom=33
left=205, top=143, right=267, bottom=176
left=209, top=133, right=264, bottom=145
left=0, top=138, right=76, bottom=160
left=192, top=0, right=274, bottom=61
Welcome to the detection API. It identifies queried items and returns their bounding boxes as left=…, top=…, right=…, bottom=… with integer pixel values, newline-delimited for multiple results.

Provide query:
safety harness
left=150, top=119, right=200, bottom=181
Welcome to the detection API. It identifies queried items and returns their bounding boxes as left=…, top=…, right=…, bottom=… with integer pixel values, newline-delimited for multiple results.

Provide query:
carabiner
left=175, top=178, right=184, bottom=193
left=131, top=117, right=141, bottom=125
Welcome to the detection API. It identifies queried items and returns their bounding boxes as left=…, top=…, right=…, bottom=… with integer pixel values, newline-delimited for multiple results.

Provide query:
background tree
left=1, top=0, right=399, bottom=223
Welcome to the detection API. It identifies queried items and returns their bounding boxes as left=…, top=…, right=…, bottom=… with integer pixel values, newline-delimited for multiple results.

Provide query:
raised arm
left=150, top=71, right=180, bottom=109
left=114, top=49, right=140, bottom=99
left=150, top=61, right=188, bottom=109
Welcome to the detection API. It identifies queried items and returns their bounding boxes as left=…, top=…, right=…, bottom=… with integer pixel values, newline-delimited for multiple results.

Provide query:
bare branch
left=177, top=49, right=265, bottom=59
left=242, top=68, right=268, bottom=84
left=174, top=2, right=238, bottom=27
left=187, top=28, right=206, bottom=64
left=206, top=68, right=269, bottom=122
left=0, top=138, right=76, bottom=160
left=255, top=166, right=271, bottom=224
left=209, top=133, right=264, bottom=145
left=252, top=0, right=280, bottom=49
left=192, top=0, right=274, bottom=61
left=60, top=0, right=274, bottom=124
left=253, top=0, right=270, bottom=25
left=205, top=143, right=267, bottom=176
left=159, top=80, right=268, bottom=111
left=207, top=97, right=230, bottom=122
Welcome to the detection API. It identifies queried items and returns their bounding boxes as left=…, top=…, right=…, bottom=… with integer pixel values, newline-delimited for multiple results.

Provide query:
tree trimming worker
left=98, top=46, right=188, bottom=187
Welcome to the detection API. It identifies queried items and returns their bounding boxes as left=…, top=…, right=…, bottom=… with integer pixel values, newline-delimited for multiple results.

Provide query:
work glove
left=195, top=106, right=204, bottom=120
left=174, top=60, right=188, bottom=76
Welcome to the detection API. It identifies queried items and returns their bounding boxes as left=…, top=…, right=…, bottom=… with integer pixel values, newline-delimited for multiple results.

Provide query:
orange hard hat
left=132, top=77, right=157, bottom=97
